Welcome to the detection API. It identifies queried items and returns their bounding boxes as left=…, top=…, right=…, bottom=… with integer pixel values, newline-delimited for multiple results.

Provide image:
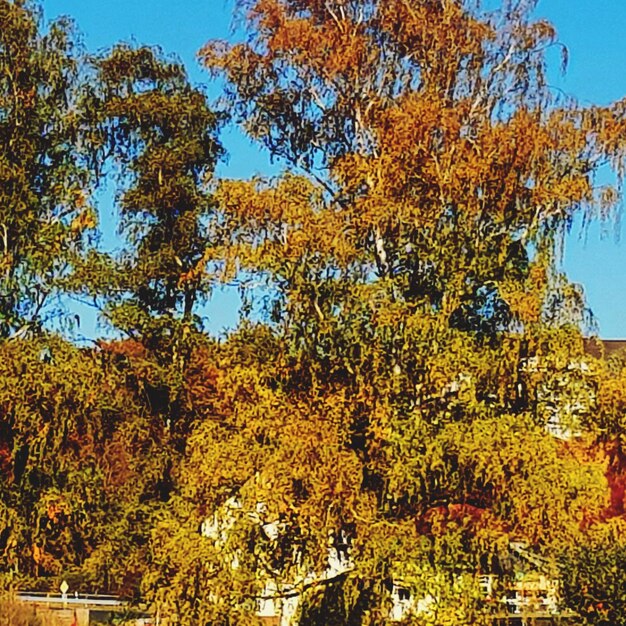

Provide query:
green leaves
left=560, top=524, right=626, bottom=626
left=87, top=45, right=223, bottom=329
left=0, top=0, right=96, bottom=337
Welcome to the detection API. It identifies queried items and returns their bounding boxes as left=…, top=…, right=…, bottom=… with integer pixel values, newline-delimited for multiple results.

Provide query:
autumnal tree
left=146, top=329, right=609, bottom=625
left=0, top=334, right=176, bottom=597
left=551, top=344, right=626, bottom=625
left=2, top=0, right=626, bottom=623
left=0, top=5, right=222, bottom=601
left=140, top=0, right=626, bottom=623
left=75, top=44, right=223, bottom=359
left=0, top=0, right=97, bottom=338
left=559, top=520, right=626, bottom=626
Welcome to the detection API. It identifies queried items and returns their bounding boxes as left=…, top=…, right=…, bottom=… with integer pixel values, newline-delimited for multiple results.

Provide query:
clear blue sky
left=43, top=0, right=626, bottom=338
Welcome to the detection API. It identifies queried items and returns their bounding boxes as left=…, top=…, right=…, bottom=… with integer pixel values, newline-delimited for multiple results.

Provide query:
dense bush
left=560, top=531, right=626, bottom=625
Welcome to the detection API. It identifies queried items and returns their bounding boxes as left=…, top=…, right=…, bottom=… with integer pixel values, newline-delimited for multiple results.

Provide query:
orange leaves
left=215, top=175, right=356, bottom=272
left=183, top=346, right=220, bottom=416
left=97, top=338, right=148, bottom=360
left=380, top=0, right=491, bottom=97
left=500, top=263, right=546, bottom=324
left=501, top=287, right=542, bottom=325
left=217, top=176, right=319, bottom=224
left=420, top=503, right=503, bottom=542
left=204, top=0, right=622, bottom=264
left=39, top=0, right=626, bottom=617
left=202, top=0, right=371, bottom=105
left=44, top=495, right=70, bottom=525
left=252, top=404, right=364, bottom=527
left=332, top=95, right=600, bottom=247
left=251, top=0, right=369, bottom=79
left=69, top=208, right=97, bottom=234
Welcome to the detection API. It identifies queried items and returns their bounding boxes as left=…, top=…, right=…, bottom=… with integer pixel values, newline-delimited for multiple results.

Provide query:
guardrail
left=17, top=592, right=125, bottom=608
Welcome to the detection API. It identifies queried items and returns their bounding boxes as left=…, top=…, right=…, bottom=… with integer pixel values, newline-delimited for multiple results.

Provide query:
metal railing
left=17, top=591, right=125, bottom=608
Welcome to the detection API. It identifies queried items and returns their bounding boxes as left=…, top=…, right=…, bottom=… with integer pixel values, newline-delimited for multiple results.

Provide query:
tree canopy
left=2, top=1, right=626, bottom=625
left=0, top=0, right=97, bottom=337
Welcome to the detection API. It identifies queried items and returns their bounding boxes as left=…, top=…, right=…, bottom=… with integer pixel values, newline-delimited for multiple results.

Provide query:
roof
left=584, top=338, right=626, bottom=360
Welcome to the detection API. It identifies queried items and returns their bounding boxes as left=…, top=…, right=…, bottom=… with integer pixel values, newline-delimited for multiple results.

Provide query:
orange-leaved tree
left=145, top=1, right=626, bottom=624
